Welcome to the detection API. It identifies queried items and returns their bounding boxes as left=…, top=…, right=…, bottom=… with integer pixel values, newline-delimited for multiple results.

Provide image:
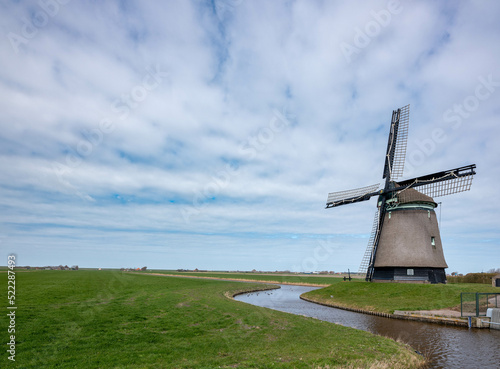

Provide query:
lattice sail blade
left=383, top=104, right=410, bottom=181
left=391, top=104, right=410, bottom=180
left=413, top=174, right=474, bottom=198
left=358, top=209, right=380, bottom=275
left=326, top=183, right=380, bottom=208
left=396, top=164, right=476, bottom=199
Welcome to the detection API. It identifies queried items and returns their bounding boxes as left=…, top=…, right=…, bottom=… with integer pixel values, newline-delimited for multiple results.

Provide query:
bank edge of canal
left=299, top=294, right=472, bottom=328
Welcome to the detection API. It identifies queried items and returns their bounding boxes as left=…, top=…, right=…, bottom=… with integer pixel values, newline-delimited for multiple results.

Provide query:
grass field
left=0, top=270, right=423, bottom=368
left=302, top=279, right=500, bottom=314
left=139, top=270, right=351, bottom=286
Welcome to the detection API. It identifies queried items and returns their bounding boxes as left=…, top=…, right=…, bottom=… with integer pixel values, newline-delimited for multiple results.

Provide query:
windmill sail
left=358, top=209, right=381, bottom=275
left=395, top=164, right=476, bottom=199
left=326, top=183, right=380, bottom=208
left=383, top=104, right=410, bottom=181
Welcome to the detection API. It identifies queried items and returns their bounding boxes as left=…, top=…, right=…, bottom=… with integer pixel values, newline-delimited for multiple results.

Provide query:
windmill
left=325, top=105, right=476, bottom=283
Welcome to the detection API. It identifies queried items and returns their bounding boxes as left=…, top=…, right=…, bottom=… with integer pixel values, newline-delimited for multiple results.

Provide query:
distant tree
left=141, top=266, right=147, bottom=271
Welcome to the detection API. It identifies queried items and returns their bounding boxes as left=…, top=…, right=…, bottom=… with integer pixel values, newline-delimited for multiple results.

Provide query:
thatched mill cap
left=396, top=188, right=437, bottom=207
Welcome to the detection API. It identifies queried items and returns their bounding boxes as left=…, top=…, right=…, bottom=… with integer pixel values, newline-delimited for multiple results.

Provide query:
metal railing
left=461, top=292, right=500, bottom=317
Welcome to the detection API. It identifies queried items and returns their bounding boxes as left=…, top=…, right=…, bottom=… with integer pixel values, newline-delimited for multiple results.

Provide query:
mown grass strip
left=0, top=270, right=423, bottom=368
left=302, top=279, right=499, bottom=314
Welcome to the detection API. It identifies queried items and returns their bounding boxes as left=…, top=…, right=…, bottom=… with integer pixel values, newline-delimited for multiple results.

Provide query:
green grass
left=303, top=279, right=500, bottom=314
left=0, top=270, right=423, bottom=368
left=141, top=270, right=348, bottom=286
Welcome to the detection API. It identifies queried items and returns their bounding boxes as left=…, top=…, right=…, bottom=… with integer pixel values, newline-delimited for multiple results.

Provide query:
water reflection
left=235, top=285, right=500, bottom=369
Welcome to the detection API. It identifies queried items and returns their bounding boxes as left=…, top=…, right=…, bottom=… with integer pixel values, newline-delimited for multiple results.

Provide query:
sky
left=1, top=0, right=499, bottom=274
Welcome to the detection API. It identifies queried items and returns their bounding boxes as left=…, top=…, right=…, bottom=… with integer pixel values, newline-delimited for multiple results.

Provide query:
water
left=235, top=285, right=500, bottom=369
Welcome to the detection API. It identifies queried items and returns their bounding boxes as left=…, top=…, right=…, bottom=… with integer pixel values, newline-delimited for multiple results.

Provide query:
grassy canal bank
left=302, top=279, right=499, bottom=314
left=0, top=270, right=423, bottom=368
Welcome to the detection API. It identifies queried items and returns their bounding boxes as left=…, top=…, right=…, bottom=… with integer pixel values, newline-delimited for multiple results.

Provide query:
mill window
left=431, top=237, right=436, bottom=248
left=407, top=269, right=414, bottom=276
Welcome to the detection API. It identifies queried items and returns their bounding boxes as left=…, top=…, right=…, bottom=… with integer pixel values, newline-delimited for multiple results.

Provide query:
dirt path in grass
left=134, top=272, right=330, bottom=287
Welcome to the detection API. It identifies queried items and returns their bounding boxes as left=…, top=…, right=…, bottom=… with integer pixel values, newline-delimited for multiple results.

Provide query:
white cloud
left=0, top=0, right=499, bottom=273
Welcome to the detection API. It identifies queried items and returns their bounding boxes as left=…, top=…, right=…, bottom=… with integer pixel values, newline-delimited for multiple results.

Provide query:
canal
left=235, top=285, right=500, bottom=369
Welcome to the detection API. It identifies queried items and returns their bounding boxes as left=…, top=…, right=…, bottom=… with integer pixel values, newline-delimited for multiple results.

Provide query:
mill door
left=428, top=270, right=437, bottom=284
